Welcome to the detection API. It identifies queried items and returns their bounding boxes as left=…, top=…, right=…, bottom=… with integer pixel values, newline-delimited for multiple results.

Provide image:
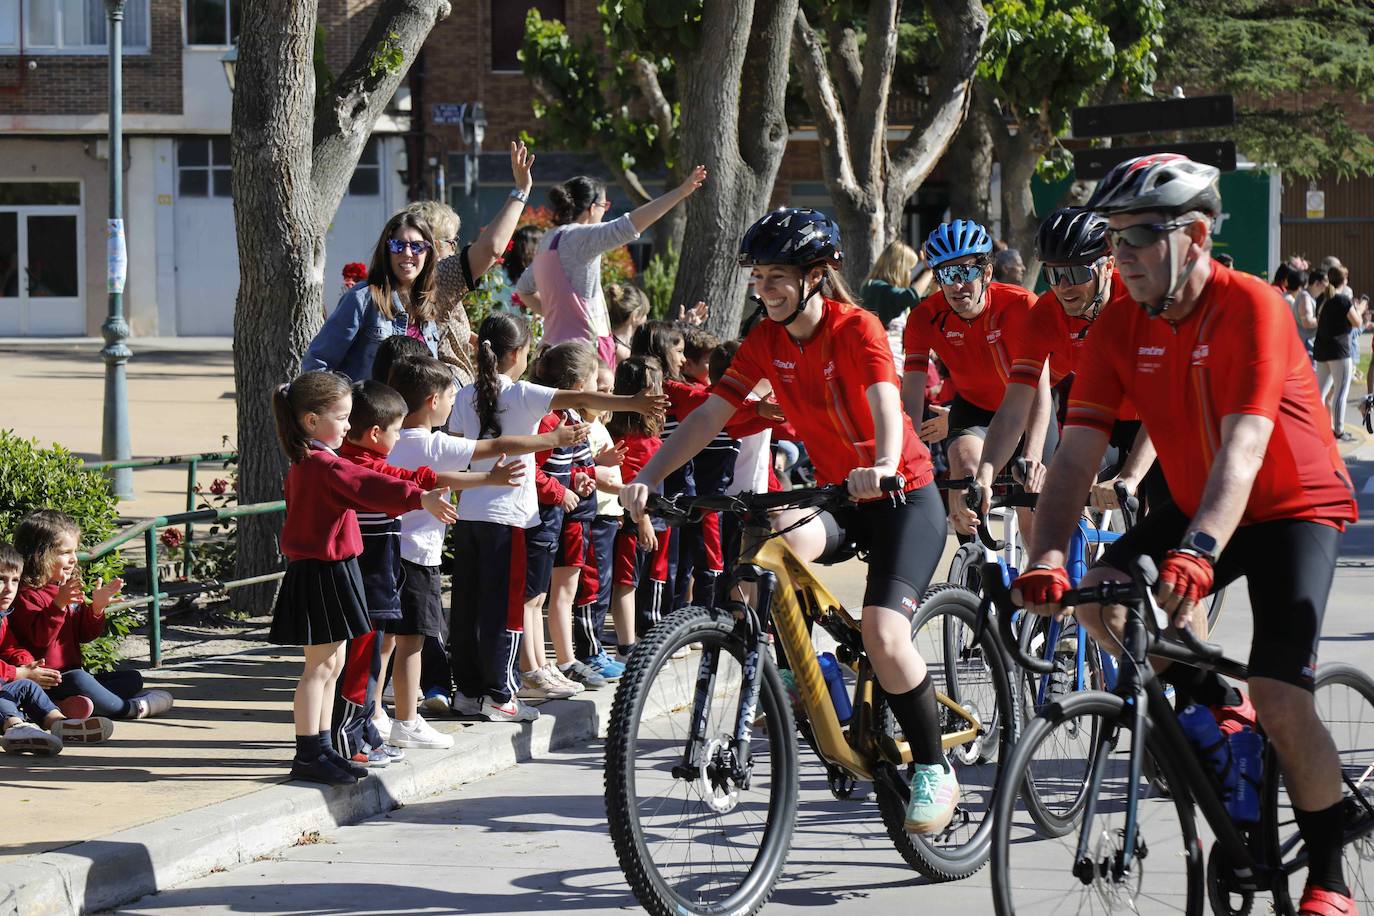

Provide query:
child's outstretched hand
left=677, top=300, right=709, bottom=327
left=421, top=487, right=458, bottom=523
left=628, top=391, right=670, bottom=418
left=573, top=473, right=597, bottom=497
left=594, top=441, right=627, bottom=467
left=552, top=416, right=590, bottom=447
left=55, top=575, right=84, bottom=610
left=560, top=488, right=581, bottom=512
left=486, top=455, right=526, bottom=489
left=90, top=577, right=124, bottom=613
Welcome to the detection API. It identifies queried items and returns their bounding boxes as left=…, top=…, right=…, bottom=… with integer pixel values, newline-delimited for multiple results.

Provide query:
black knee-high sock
left=294, top=733, right=322, bottom=762
left=1295, top=801, right=1349, bottom=896
left=887, top=674, right=943, bottom=766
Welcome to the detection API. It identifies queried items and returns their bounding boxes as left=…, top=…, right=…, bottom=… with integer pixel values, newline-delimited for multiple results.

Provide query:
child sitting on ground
left=10, top=511, right=173, bottom=720
left=0, top=542, right=114, bottom=755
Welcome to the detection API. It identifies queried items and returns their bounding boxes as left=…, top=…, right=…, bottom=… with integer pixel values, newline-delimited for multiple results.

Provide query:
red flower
left=342, top=262, right=368, bottom=285
left=159, top=528, right=183, bottom=550
left=210, top=478, right=229, bottom=496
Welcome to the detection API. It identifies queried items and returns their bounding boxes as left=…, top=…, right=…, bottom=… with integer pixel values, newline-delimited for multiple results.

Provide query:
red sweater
left=338, top=441, right=438, bottom=491
left=0, top=613, right=38, bottom=682
left=664, top=379, right=788, bottom=439
left=279, top=446, right=427, bottom=561
left=9, top=584, right=104, bottom=671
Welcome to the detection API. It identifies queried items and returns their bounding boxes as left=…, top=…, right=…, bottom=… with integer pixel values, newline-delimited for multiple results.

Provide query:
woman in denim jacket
left=303, top=211, right=443, bottom=381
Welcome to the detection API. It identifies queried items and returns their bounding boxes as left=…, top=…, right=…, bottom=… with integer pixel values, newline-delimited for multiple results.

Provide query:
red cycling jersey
left=713, top=298, right=934, bottom=493
left=1065, top=263, right=1357, bottom=528
left=1008, top=270, right=1137, bottom=421
left=902, top=281, right=1038, bottom=411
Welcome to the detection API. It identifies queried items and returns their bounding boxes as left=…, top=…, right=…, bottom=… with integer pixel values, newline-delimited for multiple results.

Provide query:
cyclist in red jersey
left=1012, top=154, right=1360, bottom=915
left=953, top=208, right=1158, bottom=535
left=900, top=219, right=1052, bottom=529
left=621, top=208, right=960, bottom=836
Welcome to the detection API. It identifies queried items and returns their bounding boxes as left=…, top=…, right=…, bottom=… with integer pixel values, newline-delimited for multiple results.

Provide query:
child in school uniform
left=579, top=362, right=627, bottom=680
left=447, top=314, right=665, bottom=722
left=385, top=354, right=583, bottom=727
left=269, top=370, right=456, bottom=785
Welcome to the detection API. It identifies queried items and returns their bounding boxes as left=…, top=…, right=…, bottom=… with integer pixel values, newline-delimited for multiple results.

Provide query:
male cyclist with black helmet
left=1014, top=154, right=1359, bottom=915
left=900, top=219, right=1052, bottom=532
left=952, top=207, right=1158, bottom=536
left=621, top=208, right=962, bottom=835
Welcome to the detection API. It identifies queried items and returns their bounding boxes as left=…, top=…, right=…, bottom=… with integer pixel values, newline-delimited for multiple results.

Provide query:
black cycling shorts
left=816, top=482, right=946, bottom=614
left=947, top=394, right=1059, bottom=462
left=1097, top=500, right=1341, bottom=690
left=1099, top=419, right=1168, bottom=510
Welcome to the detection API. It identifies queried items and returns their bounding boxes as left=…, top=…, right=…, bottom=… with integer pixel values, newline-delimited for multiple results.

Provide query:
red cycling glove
left=1158, top=549, right=1214, bottom=603
left=1012, top=567, right=1071, bottom=606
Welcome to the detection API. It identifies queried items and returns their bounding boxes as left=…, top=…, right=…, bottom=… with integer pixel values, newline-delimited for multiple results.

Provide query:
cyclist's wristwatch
left=1178, top=530, right=1218, bottom=565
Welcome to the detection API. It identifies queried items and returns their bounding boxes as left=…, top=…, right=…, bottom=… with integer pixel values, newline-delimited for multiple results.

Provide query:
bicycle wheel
left=873, top=585, right=1015, bottom=881
left=1017, top=615, right=1107, bottom=836
left=992, top=691, right=1205, bottom=915
left=1263, top=663, right=1374, bottom=913
left=944, top=541, right=984, bottom=592
left=605, top=605, right=799, bottom=916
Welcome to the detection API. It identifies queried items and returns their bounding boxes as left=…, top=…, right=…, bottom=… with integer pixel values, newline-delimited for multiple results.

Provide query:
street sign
left=1072, top=94, right=1234, bottom=139
left=1073, top=140, right=1238, bottom=180
left=432, top=103, right=467, bottom=125
left=1306, top=189, right=1326, bottom=219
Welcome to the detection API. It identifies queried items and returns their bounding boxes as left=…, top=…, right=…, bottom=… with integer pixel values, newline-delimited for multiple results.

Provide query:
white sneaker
left=518, top=667, right=578, bottom=699
left=450, top=693, right=484, bottom=716
left=2, top=722, right=62, bottom=755
left=670, top=645, right=691, bottom=660
left=544, top=664, right=585, bottom=695
left=420, top=691, right=452, bottom=716
left=482, top=695, right=540, bottom=723
left=389, top=715, right=454, bottom=750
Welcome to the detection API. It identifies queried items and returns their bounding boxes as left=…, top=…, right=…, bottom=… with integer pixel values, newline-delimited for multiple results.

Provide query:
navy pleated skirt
left=269, top=556, right=372, bottom=646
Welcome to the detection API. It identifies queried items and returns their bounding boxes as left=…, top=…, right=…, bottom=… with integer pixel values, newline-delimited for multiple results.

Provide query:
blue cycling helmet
left=924, top=219, right=993, bottom=267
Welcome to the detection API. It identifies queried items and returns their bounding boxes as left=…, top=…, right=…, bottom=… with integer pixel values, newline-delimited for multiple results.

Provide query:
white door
left=0, top=188, right=85, bottom=336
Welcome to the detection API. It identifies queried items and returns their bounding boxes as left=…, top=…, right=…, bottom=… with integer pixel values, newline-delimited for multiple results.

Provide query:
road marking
left=1364, top=476, right=1374, bottom=495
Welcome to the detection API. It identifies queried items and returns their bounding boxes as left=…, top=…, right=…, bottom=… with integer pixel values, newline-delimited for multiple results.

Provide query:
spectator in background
left=1214, top=252, right=1234, bottom=268
left=1271, top=262, right=1291, bottom=296
left=860, top=240, right=923, bottom=328
left=1313, top=264, right=1361, bottom=441
left=1285, top=269, right=1317, bottom=360
left=992, top=248, right=1027, bottom=287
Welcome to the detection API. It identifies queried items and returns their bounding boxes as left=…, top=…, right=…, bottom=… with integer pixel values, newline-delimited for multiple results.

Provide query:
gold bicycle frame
left=739, top=528, right=982, bottom=782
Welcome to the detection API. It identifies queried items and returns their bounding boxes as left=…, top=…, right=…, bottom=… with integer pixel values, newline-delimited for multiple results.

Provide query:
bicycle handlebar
left=645, top=476, right=905, bottom=525
left=984, top=554, right=1223, bottom=675
left=1113, top=481, right=1140, bottom=529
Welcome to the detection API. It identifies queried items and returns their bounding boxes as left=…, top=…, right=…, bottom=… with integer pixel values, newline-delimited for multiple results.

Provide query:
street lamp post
left=459, top=103, right=487, bottom=238
left=102, top=0, right=133, bottom=499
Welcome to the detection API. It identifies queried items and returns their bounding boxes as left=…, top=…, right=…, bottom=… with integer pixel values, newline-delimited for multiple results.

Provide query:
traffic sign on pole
left=1073, top=140, right=1238, bottom=180
left=1072, top=94, right=1234, bottom=139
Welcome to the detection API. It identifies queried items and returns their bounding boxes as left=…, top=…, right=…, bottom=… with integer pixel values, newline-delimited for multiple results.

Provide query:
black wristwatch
left=1178, top=530, right=1218, bottom=564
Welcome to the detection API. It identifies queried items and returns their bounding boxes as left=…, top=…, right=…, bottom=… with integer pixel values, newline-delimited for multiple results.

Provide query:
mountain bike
left=604, top=481, right=1015, bottom=916
left=983, top=554, right=1374, bottom=914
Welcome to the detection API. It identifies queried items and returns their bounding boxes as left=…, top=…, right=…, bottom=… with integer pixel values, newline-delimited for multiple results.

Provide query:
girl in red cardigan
left=270, top=371, right=456, bottom=786
left=11, top=510, right=173, bottom=721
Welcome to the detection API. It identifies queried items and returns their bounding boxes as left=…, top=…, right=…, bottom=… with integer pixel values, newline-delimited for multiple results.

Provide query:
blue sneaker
left=586, top=650, right=625, bottom=680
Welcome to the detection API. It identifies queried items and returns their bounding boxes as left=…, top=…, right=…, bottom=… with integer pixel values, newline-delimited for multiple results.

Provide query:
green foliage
left=462, top=266, right=507, bottom=332
left=0, top=431, right=128, bottom=672
left=367, top=31, right=404, bottom=79
left=313, top=25, right=335, bottom=97
left=1156, top=0, right=1374, bottom=179
left=980, top=0, right=1163, bottom=176
left=641, top=243, right=679, bottom=320
left=520, top=9, right=676, bottom=179
left=599, top=0, right=703, bottom=55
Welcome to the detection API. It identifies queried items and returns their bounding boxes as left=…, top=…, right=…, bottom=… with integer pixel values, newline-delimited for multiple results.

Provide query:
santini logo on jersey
left=772, top=358, right=797, bottom=370
left=1138, top=345, right=1166, bottom=356
left=1191, top=344, right=1210, bottom=365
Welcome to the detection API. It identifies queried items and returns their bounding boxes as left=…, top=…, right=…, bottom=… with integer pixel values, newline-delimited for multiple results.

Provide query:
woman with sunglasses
left=514, top=167, right=707, bottom=366
left=899, top=219, right=1047, bottom=532
left=953, top=208, right=1161, bottom=536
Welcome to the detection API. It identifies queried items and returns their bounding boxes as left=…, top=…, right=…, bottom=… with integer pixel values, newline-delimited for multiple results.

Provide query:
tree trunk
left=998, top=138, right=1042, bottom=281
left=672, top=0, right=798, bottom=340
left=945, top=92, right=994, bottom=225
left=230, top=0, right=450, bottom=613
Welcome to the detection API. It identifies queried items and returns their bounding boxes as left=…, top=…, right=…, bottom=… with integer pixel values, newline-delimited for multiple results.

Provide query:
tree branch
left=792, top=11, right=862, bottom=209
left=312, top=0, right=452, bottom=217
left=738, top=0, right=799, bottom=176
left=888, top=0, right=986, bottom=201
left=850, top=0, right=897, bottom=185
left=824, top=17, right=862, bottom=113
left=630, top=56, right=676, bottom=164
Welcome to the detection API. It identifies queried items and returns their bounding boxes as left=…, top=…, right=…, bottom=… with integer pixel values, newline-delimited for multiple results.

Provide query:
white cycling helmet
left=1086, top=153, right=1221, bottom=217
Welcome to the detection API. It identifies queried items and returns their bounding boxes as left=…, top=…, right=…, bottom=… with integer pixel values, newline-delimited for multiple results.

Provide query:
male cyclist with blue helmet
left=622, top=208, right=962, bottom=835
left=901, top=219, right=1051, bottom=530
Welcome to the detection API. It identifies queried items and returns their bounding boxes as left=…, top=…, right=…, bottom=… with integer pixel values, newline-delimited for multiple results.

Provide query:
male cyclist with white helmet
left=621, top=208, right=961, bottom=835
left=1014, top=154, right=1359, bottom=916
left=952, top=207, right=1158, bottom=536
left=900, top=219, right=1052, bottom=531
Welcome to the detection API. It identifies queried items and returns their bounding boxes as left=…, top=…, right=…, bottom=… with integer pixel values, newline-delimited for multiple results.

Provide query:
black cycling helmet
left=738, top=207, right=844, bottom=269
left=1036, top=208, right=1109, bottom=265
left=1086, top=153, right=1221, bottom=218
left=739, top=208, right=844, bottom=326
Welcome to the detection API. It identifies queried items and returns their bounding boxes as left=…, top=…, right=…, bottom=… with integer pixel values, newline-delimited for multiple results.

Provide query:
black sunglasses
left=1106, top=220, right=1189, bottom=250
left=1043, top=257, right=1108, bottom=287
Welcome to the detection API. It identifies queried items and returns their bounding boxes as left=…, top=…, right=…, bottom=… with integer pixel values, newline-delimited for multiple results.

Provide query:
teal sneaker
left=904, top=762, right=960, bottom=835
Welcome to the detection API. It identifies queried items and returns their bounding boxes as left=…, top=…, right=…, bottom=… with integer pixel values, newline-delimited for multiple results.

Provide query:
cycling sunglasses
left=1043, top=257, right=1108, bottom=288
left=934, top=262, right=987, bottom=286
left=1105, top=220, right=1188, bottom=250
left=387, top=239, right=432, bottom=255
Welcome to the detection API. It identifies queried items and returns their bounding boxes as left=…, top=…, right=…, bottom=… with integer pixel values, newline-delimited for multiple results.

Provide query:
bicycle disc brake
left=697, top=736, right=742, bottom=814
